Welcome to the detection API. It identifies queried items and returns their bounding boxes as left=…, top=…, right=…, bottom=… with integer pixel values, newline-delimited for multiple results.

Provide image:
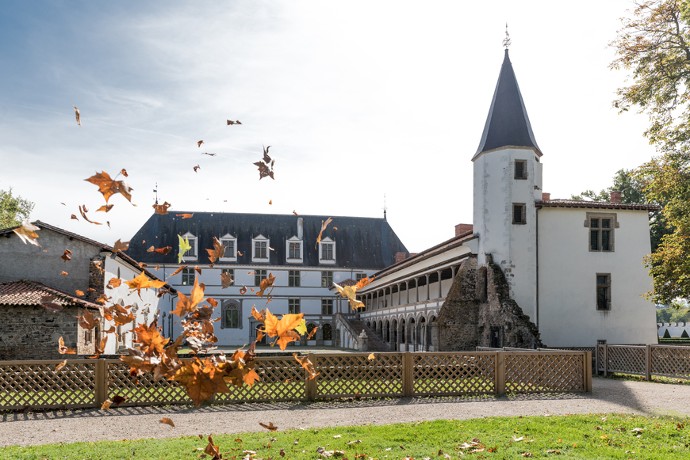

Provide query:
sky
left=0, top=1, right=658, bottom=254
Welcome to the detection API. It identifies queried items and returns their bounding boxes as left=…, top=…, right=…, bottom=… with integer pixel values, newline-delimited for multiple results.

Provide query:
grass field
left=3, top=414, right=690, bottom=459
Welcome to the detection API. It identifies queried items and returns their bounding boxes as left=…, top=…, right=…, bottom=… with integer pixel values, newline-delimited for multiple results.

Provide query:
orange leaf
left=160, top=417, right=175, bottom=428
left=75, top=289, right=85, bottom=297
left=173, top=357, right=229, bottom=406
left=294, top=353, right=319, bottom=380
left=152, top=201, right=171, bottom=215
left=206, top=237, right=225, bottom=266
left=13, top=221, right=40, bottom=246
left=147, top=245, right=172, bottom=255
left=259, top=421, right=278, bottom=431
left=61, top=249, right=72, bottom=261
left=125, top=271, right=166, bottom=298
left=307, top=326, right=319, bottom=340
left=60, top=270, right=69, bottom=276
left=107, top=277, right=122, bottom=289
left=355, top=276, right=375, bottom=290
left=244, top=369, right=260, bottom=386
left=58, top=336, right=77, bottom=354
left=168, top=265, right=187, bottom=278
left=251, top=306, right=265, bottom=322
left=315, top=217, right=333, bottom=248
left=257, top=272, right=276, bottom=297
left=96, top=204, right=114, bottom=213
left=78, top=204, right=102, bottom=225
left=113, top=239, right=129, bottom=252
left=78, top=310, right=98, bottom=329
left=172, top=276, right=205, bottom=316
left=55, top=360, right=68, bottom=372
left=176, top=213, right=194, bottom=219
left=85, top=170, right=133, bottom=203
left=367, top=353, right=376, bottom=361
left=133, top=320, right=169, bottom=356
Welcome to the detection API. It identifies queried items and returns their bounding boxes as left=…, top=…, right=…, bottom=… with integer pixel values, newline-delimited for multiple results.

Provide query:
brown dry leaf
left=58, top=336, right=77, bottom=354
left=176, top=213, right=194, bottom=219
left=73, top=105, right=81, bottom=125
left=96, top=204, right=114, bottom=213
left=77, top=309, right=98, bottom=329
left=206, top=237, right=225, bottom=266
left=101, top=399, right=112, bottom=410
left=89, top=335, right=108, bottom=358
left=307, top=326, right=319, bottom=340
left=315, top=217, right=333, bottom=248
left=120, top=168, right=128, bottom=177
left=113, top=239, right=129, bottom=252
left=205, top=435, right=222, bottom=459
left=194, top=266, right=202, bottom=275
left=133, top=320, right=169, bottom=356
left=55, top=360, right=68, bottom=372
left=78, top=204, right=102, bottom=225
left=111, top=395, right=127, bottom=406
left=259, top=422, right=278, bottom=431
left=197, top=140, right=204, bottom=147
left=293, top=353, right=319, bottom=380
left=160, top=417, right=175, bottom=428
left=174, top=357, right=230, bottom=406
left=125, top=271, right=166, bottom=298
left=269, top=199, right=273, bottom=205
left=75, top=289, right=85, bottom=297
left=40, top=295, right=63, bottom=312
left=237, top=250, right=244, bottom=257
left=60, top=270, right=69, bottom=277
left=61, top=249, right=72, bottom=261
left=70, top=214, right=78, bottom=220
left=168, top=265, right=187, bottom=278
left=193, top=164, right=200, bottom=172
left=227, top=119, right=242, bottom=125
left=85, top=171, right=133, bottom=203
left=257, top=273, right=276, bottom=297
left=13, top=221, right=40, bottom=246
left=172, top=277, right=205, bottom=316
left=147, top=245, right=172, bottom=255
left=251, top=306, right=265, bottom=322
left=107, top=277, right=122, bottom=289
left=220, top=271, right=234, bottom=289
left=239, top=285, right=247, bottom=295
left=94, top=293, right=110, bottom=305
left=152, top=201, right=171, bottom=215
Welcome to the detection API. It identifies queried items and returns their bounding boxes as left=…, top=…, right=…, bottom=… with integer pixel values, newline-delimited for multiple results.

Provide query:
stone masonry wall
left=437, top=255, right=541, bottom=351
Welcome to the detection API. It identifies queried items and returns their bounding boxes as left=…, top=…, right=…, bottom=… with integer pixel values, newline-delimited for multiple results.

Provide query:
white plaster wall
left=538, top=208, right=657, bottom=347
left=473, top=147, right=541, bottom=320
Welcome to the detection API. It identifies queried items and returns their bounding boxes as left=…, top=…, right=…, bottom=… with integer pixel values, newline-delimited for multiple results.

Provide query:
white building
left=357, top=48, right=658, bottom=350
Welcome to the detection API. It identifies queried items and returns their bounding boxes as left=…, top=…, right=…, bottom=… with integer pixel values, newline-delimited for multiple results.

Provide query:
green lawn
left=3, top=414, right=690, bottom=459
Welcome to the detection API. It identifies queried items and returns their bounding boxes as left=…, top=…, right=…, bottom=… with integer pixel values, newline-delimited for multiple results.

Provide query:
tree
left=611, top=1, right=690, bottom=303
left=0, top=189, right=34, bottom=230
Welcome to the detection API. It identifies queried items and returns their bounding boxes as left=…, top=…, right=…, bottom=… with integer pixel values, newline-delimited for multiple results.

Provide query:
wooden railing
left=596, top=344, right=690, bottom=380
left=0, top=350, right=591, bottom=412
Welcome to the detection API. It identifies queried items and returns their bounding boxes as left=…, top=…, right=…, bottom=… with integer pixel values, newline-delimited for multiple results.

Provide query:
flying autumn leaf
left=262, top=309, right=307, bottom=350
left=367, top=353, right=376, bottom=361
left=120, top=168, right=128, bottom=177
left=55, top=360, right=68, bottom=372
left=257, top=273, right=276, bottom=297
left=206, top=237, right=225, bottom=266
left=355, top=276, right=375, bottom=290
left=74, top=289, right=85, bottom=297
left=174, top=357, right=230, bottom=406
left=160, top=417, right=175, bottom=428
left=176, top=213, right=194, bottom=219
left=13, top=221, right=40, bottom=246
left=73, top=106, right=81, bottom=126
left=78, top=204, right=102, bottom=225
left=70, top=214, right=78, bottom=220
left=96, top=204, right=114, bottom=213
left=152, top=201, right=171, bottom=215
left=197, top=140, right=204, bottom=148
left=113, top=239, right=129, bottom=252
left=259, top=422, right=278, bottom=431
left=125, top=271, right=166, bottom=298
left=147, top=245, right=172, bottom=255
left=201, top=152, right=217, bottom=156
left=254, top=145, right=275, bottom=180
left=171, top=276, right=205, bottom=316
left=133, top=320, right=169, bottom=356
left=106, top=277, right=122, bottom=289
left=78, top=310, right=98, bottom=329
left=85, top=171, right=133, bottom=203
left=307, top=326, right=319, bottom=340
left=333, top=282, right=365, bottom=310
left=193, top=164, right=200, bottom=172
left=178, top=235, right=192, bottom=263
left=40, top=295, right=63, bottom=312
left=294, top=353, right=319, bottom=380
left=316, top=217, right=333, bottom=248
left=61, top=249, right=72, bottom=261
left=220, top=271, right=234, bottom=288
left=60, top=270, right=69, bottom=277
left=227, top=119, right=242, bottom=125
left=58, top=336, right=77, bottom=354
left=239, top=286, right=248, bottom=295
left=293, top=210, right=299, bottom=216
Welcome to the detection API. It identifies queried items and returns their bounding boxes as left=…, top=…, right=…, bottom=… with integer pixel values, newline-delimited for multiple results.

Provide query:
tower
left=472, top=48, right=542, bottom=321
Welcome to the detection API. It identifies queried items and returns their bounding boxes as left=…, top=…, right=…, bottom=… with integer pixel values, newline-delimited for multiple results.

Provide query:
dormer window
left=286, top=236, right=303, bottom=263
left=319, top=237, right=336, bottom=264
left=219, top=234, right=237, bottom=262
left=252, top=234, right=270, bottom=262
left=181, top=232, right=198, bottom=260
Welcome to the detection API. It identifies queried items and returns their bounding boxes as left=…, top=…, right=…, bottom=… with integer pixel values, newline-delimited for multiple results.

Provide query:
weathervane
left=503, top=23, right=511, bottom=49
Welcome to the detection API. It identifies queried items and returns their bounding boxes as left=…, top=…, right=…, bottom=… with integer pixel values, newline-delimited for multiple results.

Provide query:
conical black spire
left=473, top=49, right=541, bottom=159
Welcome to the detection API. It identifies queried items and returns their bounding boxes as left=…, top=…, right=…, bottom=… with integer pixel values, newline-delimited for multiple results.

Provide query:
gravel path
left=2, top=377, right=690, bottom=447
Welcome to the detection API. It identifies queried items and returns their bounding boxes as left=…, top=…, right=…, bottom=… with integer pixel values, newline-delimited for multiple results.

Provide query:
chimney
left=541, top=192, right=551, bottom=201
left=394, top=251, right=408, bottom=264
left=297, top=217, right=303, bottom=239
left=610, top=190, right=622, bottom=204
left=455, top=223, right=473, bottom=237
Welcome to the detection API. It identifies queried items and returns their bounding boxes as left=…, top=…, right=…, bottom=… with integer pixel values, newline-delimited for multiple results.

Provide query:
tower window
left=596, top=274, right=611, bottom=311
left=512, top=203, right=526, bottom=225
left=514, top=160, right=527, bottom=180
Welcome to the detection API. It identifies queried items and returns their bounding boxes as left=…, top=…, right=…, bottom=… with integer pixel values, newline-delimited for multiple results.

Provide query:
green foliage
left=0, top=189, right=34, bottom=230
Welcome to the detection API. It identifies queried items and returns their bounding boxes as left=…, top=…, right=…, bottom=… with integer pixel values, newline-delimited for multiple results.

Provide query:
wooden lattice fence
left=0, top=350, right=591, bottom=412
left=596, top=344, right=690, bottom=380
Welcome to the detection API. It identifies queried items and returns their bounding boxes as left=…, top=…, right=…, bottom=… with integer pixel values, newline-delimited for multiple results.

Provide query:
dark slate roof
left=126, top=212, right=409, bottom=269
left=474, top=49, right=541, bottom=159
left=538, top=199, right=660, bottom=211
left=0, top=280, right=100, bottom=310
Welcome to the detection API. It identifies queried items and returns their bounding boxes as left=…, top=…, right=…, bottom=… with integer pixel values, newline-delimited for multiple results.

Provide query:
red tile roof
left=0, top=280, right=100, bottom=309
left=538, top=199, right=660, bottom=211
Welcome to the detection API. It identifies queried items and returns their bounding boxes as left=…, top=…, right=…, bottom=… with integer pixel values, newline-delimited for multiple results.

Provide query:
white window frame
left=319, top=237, right=336, bottom=264
left=252, top=234, right=270, bottom=263
left=286, top=236, right=303, bottom=263
left=181, top=232, right=198, bottom=260
left=219, top=233, right=237, bottom=262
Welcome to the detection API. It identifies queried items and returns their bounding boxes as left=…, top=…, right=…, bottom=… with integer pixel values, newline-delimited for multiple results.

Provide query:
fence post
left=603, top=344, right=608, bottom=377
left=402, top=352, right=414, bottom=397
left=495, top=351, right=505, bottom=396
left=305, top=354, right=317, bottom=401
left=94, top=359, right=108, bottom=407
left=584, top=351, right=593, bottom=392
left=645, top=345, right=652, bottom=381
